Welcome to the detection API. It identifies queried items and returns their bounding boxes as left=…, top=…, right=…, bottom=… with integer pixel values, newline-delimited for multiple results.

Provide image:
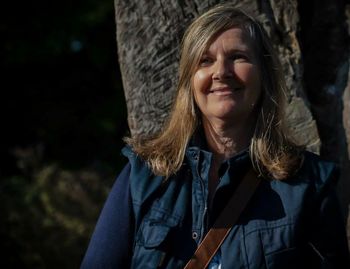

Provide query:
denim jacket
left=81, top=145, right=349, bottom=269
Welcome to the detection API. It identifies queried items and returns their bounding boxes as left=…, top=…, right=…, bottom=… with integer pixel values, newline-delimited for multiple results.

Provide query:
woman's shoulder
left=121, top=144, right=153, bottom=176
left=264, top=151, right=341, bottom=216
left=291, top=150, right=340, bottom=192
left=121, top=144, right=146, bottom=163
left=302, top=150, right=337, bottom=168
left=121, top=145, right=165, bottom=206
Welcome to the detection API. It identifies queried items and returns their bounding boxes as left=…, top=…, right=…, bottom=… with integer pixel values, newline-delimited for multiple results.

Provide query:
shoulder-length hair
left=126, top=3, right=304, bottom=179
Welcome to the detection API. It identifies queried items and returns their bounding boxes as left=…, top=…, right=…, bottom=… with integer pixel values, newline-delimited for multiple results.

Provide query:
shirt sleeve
left=80, top=162, right=133, bottom=269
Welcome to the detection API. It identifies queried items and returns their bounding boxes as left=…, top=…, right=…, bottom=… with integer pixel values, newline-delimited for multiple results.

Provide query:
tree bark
left=114, top=0, right=349, bottom=246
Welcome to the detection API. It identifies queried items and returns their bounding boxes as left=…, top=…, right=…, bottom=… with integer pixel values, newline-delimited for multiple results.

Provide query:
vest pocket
left=132, top=209, right=181, bottom=268
left=140, top=222, right=172, bottom=248
left=137, top=208, right=181, bottom=248
left=265, top=247, right=303, bottom=269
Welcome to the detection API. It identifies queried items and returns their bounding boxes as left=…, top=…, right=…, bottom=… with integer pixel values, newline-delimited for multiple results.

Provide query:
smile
left=209, top=86, right=243, bottom=95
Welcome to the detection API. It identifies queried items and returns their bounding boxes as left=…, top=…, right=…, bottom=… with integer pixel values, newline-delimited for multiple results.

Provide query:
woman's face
left=192, top=27, right=261, bottom=125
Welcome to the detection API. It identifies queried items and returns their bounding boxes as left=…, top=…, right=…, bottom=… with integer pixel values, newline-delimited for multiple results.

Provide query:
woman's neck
left=202, top=116, right=254, bottom=163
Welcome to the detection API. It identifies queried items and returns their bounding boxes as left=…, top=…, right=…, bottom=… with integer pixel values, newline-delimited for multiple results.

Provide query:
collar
left=185, top=127, right=251, bottom=178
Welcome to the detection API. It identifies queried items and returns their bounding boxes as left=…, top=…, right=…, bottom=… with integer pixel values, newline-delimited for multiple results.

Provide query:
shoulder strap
left=184, top=168, right=261, bottom=269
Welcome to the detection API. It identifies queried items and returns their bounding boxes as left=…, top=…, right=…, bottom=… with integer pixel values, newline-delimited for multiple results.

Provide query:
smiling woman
left=193, top=27, right=261, bottom=154
left=81, top=3, right=350, bottom=269
left=194, top=27, right=261, bottom=120
left=192, top=27, right=263, bottom=204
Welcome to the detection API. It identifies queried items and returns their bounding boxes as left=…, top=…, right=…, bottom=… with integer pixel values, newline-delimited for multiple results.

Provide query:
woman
left=81, top=3, right=349, bottom=268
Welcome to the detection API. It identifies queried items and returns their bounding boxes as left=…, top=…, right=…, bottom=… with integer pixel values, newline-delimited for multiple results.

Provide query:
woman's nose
left=212, top=59, right=233, bottom=80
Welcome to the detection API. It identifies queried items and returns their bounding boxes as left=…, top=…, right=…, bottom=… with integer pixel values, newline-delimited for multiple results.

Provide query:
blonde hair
left=126, top=3, right=304, bottom=179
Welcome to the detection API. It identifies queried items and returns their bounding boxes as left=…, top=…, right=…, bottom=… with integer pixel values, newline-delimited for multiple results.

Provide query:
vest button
left=192, top=231, right=198, bottom=239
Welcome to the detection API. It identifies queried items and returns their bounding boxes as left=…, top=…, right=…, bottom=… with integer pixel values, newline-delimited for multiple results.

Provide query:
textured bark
left=115, top=0, right=349, bottom=245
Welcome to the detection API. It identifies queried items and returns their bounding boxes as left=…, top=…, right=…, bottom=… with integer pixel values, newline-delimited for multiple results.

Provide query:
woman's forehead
left=204, top=27, right=254, bottom=53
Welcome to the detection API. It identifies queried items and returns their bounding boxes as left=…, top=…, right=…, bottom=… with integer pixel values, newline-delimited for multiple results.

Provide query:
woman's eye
left=230, top=54, right=248, bottom=62
left=199, top=57, right=213, bottom=66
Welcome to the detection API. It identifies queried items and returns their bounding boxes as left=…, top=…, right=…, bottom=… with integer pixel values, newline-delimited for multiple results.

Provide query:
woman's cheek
left=193, top=69, right=211, bottom=93
left=233, top=63, right=254, bottom=82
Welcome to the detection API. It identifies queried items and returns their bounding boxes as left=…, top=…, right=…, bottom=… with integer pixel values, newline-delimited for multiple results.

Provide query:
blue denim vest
left=122, top=145, right=347, bottom=269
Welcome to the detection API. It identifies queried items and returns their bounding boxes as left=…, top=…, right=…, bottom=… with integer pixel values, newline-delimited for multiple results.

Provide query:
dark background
left=1, top=0, right=128, bottom=268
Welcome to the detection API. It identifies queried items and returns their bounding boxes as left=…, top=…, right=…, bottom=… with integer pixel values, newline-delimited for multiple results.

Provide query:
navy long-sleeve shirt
left=81, top=163, right=132, bottom=269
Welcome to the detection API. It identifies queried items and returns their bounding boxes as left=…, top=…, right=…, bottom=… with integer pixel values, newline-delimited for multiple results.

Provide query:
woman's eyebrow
left=202, top=44, right=253, bottom=57
left=200, top=52, right=213, bottom=58
left=225, top=44, right=251, bottom=52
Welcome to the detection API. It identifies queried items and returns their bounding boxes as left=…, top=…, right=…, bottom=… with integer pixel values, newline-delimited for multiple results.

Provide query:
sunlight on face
left=192, top=27, right=261, bottom=125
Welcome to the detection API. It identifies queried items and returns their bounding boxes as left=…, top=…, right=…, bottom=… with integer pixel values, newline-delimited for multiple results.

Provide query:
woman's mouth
left=209, top=86, right=243, bottom=95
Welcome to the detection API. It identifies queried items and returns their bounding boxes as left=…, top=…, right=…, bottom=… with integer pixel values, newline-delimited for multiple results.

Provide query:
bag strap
left=184, top=168, right=261, bottom=269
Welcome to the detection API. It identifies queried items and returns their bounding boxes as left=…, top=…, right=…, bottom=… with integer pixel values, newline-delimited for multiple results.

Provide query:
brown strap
left=184, top=169, right=260, bottom=269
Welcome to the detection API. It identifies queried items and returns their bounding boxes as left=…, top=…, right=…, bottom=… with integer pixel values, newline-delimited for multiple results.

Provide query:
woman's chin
left=204, top=106, right=255, bottom=124
left=206, top=110, right=240, bottom=122
left=211, top=105, right=240, bottom=118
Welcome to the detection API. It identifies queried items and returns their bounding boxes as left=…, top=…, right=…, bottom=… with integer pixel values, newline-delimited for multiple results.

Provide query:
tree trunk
left=114, top=0, right=349, bottom=246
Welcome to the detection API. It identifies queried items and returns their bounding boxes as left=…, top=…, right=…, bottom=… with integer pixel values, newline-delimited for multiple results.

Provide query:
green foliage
left=0, top=166, right=115, bottom=268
